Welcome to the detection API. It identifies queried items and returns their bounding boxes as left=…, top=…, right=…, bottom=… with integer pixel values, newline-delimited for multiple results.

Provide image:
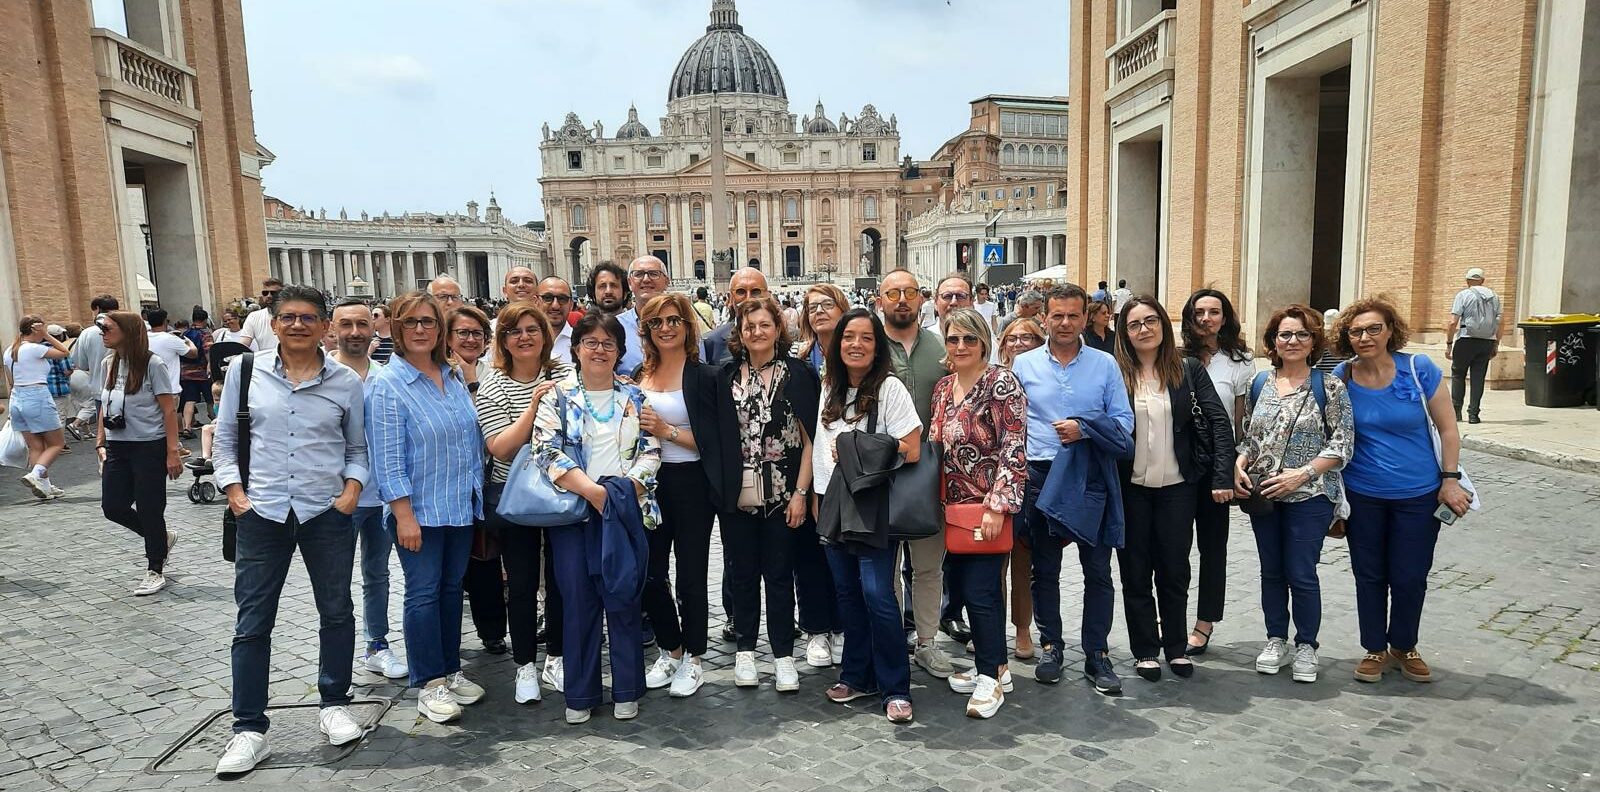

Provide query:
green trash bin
left=1518, top=314, right=1600, bottom=407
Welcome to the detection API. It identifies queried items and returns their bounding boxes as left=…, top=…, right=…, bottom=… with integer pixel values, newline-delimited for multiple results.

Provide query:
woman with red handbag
left=929, top=308, right=1027, bottom=719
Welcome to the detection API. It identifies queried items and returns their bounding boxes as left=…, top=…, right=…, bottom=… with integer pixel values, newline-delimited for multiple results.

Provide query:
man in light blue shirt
left=614, top=255, right=669, bottom=375
left=212, top=286, right=371, bottom=775
left=1010, top=283, right=1133, bottom=696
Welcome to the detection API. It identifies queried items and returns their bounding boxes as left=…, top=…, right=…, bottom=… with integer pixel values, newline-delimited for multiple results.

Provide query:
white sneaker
left=733, top=651, right=759, bottom=687
left=214, top=731, right=270, bottom=774
left=541, top=656, right=565, bottom=694
left=318, top=705, right=363, bottom=746
left=514, top=662, right=542, bottom=704
left=669, top=657, right=704, bottom=697
left=363, top=647, right=408, bottom=679
left=830, top=632, right=844, bottom=665
left=133, top=570, right=167, bottom=596
left=47, top=484, right=66, bottom=500
left=613, top=700, right=638, bottom=720
left=965, top=674, right=1004, bottom=719
left=804, top=633, right=833, bottom=668
left=416, top=683, right=461, bottom=723
left=949, top=665, right=1014, bottom=694
left=565, top=707, right=590, bottom=724
left=1256, top=637, right=1292, bottom=675
left=1291, top=643, right=1319, bottom=683
left=445, top=671, right=484, bottom=705
left=20, top=471, right=48, bottom=499
left=774, top=657, right=800, bottom=692
left=645, top=651, right=682, bottom=690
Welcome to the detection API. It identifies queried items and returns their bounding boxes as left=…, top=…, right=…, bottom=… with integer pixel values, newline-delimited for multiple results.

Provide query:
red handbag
left=944, top=502, right=1013, bottom=554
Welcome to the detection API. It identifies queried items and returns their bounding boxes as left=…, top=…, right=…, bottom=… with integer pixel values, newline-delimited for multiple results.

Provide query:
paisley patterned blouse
left=929, top=365, right=1028, bottom=514
left=1240, top=372, right=1354, bottom=518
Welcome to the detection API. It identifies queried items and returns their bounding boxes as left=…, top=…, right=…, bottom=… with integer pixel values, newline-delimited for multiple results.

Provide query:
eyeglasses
left=644, top=315, right=686, bottom=331
left=579, top=338, right=618, bottom=352
left=538, top=293, right=572, bottom=304
left=629, top=270, right=667, bottom=282
left=944, top=334, right=982, bottom=348
left=261, top=289, right=281, bottom=298
left=436, top=293, right=463, bottom=304
left=501, top=325, right=543, bottom=339
left=1004, top=333, right=1043, bottom=345
left=449, top=329, right=485, bottom=340
left=1125, top=317, right=1164, bottom=333
left=937, top=291, right=971, bottom=303
left=274, top=313, right=321, bottom=327
left=400, top=317, right=439, bottom=331
left=1347, top=323, right=1386, bottom=339
left=806, top=299, right=839, bottom=314
left=1275, top=330, right=1314, bottom=343
left=880, top=287, right=918, bottom=302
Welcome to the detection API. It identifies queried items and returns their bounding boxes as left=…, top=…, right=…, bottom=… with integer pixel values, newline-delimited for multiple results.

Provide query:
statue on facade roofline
left=542, top=122, right=550, bottom=140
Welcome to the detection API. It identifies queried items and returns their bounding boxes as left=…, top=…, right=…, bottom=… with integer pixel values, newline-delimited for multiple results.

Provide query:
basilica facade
left=538, top=0, right=903, bottom=288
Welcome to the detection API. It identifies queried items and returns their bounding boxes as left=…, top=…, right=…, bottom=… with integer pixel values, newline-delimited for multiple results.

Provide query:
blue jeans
left=352, top=505, right=393, bottom=648
left=548, top=520, right=644, bottom=710
left=826, top=543, right=910, bottom=706
left=1250, top=497, right=1333, bottom=648
left=1023, top=462, right=1116, bottom=655
left=392, top=518, right=473, bottom=688
left=1345, top=490, right=1441, bottom=653
left=952, top=551, right=1007, bottom=677
left=230, top=507, right=355, bottom=734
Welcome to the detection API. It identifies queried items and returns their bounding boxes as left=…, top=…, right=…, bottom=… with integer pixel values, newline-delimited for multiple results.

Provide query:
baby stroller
left=184, top=341, right=249, bottom=504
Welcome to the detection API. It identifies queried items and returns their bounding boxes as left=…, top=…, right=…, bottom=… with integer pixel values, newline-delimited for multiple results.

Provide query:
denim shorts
left=8, top=385, right=62, bottom=433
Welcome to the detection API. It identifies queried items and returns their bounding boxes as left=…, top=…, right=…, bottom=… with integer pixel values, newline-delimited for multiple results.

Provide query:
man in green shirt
left=877, top=269, right=953, bottom=679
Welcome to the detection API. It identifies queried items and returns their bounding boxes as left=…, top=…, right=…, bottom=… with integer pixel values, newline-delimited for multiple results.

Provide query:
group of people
left=5, top=258, right=1478, bottom=776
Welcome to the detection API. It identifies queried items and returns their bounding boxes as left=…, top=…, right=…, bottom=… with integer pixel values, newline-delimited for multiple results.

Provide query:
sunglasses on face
left=538, top=293, right=572, bottom=304
left=880, top=287, right=918, bottom=302
left=944, top=334, right=981, bottom=348
left=644, top=315, right=686, bottom=331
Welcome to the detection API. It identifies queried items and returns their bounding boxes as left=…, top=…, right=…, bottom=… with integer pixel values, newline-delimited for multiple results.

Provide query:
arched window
left=616, top=204, right=629, bottom=227
left=784, top=196, right=799, bottom=220
left=1002, top=143, right=1015, bottom=165
left=691, top=202, right=704, bottom=226
left=821, top=198, right=832, bottom=219
left=863, top=195, right=878, bottom=220
left=570, top=204, right=587, bottom=229
left=1032, top=145, right=1045, bottom=166
left=1046, top=146, right=1060, bottom=166
left=746, top=200, right=759, bottom=224
left=694, top=260, right=707, bottom=279
left=650, top=201, right=666, bottom=226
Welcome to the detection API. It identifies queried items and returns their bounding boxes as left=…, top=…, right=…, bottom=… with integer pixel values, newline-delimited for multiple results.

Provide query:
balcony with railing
left=91, top=29, right=199, bottom=121
left=1105, top=10, right=1176, bottom=103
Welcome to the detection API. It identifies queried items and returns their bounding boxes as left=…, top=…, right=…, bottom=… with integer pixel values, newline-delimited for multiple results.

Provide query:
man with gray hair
left=617, top=255, right=670, bottom=374
left=1446, top=267, right=1502, bottom=424
left=428, top=275, right=464, bottom=307
left=998, top=289, right=1044, bottom=336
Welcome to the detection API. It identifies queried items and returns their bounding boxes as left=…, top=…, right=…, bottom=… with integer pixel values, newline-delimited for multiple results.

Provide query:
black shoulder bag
left=221, top=353, right=254, bottom=562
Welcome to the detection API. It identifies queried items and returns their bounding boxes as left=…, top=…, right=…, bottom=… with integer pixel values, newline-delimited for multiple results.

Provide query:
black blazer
left=711, top=355, right=821, bottom=513
left=1119, top=357, right=1236, bottom=491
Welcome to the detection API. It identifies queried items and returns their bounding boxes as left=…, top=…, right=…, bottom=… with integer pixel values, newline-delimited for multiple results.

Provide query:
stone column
left=735, top=191, right=749, bottom=272
left=838, top=189, right=854, bottom=277
left=679, top=195, right=694, bottom=279
left=802, top=189, right=818, bottom=278
left=885, top=191, right=901, bottom=271
left=596, top=200, right=613, bottom=264
left=766, top=191, right=781, bottom=272
left=635, top=198, right=648, bottom=258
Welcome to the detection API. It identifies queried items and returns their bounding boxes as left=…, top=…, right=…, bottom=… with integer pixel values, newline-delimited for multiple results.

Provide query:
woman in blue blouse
left=1332, top=297, right=1472, bottom=685
left=365, top=291, right=486, bottom=725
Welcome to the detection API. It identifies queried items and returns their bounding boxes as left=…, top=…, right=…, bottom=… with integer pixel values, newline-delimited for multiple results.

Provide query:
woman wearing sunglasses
left=634, top=293, right=722, bottom=698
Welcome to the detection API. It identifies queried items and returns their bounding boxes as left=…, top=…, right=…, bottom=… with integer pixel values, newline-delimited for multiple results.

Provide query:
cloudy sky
left=231, top=0, right=1067, bottom=223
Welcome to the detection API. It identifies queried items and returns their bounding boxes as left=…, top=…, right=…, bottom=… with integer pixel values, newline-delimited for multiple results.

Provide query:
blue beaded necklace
left=581, top=386, right=617, bottom=422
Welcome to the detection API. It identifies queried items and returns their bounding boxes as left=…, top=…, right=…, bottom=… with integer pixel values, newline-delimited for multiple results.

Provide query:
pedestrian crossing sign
left=983, top=243, right=1004, bottom=266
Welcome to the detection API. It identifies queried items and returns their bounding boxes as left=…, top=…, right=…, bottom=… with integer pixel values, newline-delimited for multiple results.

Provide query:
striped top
left=365, top=354, right=484, bottom=527
left=475, top=362, right=573, bottom=484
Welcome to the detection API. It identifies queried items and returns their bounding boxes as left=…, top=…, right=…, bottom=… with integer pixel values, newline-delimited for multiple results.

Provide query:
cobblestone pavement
left=1, top=441, right=1597, bottom=792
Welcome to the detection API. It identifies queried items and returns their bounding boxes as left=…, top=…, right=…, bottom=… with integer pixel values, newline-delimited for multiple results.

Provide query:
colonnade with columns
left=265, top=247, right=542, bottom=300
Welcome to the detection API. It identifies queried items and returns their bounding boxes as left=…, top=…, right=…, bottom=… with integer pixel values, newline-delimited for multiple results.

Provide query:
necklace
left=582, top=386, right=617, bottom=422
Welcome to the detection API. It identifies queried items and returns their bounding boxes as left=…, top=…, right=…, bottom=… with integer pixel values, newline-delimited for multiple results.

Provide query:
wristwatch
left=796, top=486, right=810, bottom=497
left=668, top=426, right=681, bottom=442
left=1439, top=470, right=1462, bottom=480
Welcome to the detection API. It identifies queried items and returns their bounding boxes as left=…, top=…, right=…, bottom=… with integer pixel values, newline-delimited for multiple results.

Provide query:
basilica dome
left=667, top=0, right=787, bottom=104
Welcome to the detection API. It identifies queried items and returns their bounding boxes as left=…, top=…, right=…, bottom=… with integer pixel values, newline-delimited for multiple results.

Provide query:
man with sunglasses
left=616, top=255, right=670, bottom=374
left=238, top=278, right=284, bottom=352
left=702, top=267, right=769, bottom=366
left=536, top=276, right=576, bottom=361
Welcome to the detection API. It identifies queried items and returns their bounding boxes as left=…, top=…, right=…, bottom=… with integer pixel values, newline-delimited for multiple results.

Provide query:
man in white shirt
left=973, top=282, right=999, bottom=331
left=238, top=279, right=283, bottom=352
left=146, top=307, right=196, bottom=393
left=537, top=276, right=576, bottom=363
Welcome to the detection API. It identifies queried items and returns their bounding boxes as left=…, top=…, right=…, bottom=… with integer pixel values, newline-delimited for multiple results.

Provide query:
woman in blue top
left=1332, top=297, right=1472, bottom=686
left=365, top=291, right=486, bottom=725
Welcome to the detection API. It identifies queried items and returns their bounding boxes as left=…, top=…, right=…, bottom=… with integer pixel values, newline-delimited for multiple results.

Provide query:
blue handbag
left=496, top=389, right=590, bottom=527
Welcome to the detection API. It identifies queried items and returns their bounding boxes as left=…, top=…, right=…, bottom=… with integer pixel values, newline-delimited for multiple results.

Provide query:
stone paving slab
left=1, top=442, right=1598, bottom=791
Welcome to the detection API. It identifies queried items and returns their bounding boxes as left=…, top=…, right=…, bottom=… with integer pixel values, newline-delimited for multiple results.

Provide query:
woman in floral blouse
left=712, top=297, right=819, bottom=694
left=531, top=311, right=661, bottom=725
left=930, top=308, right=1027, bottom=719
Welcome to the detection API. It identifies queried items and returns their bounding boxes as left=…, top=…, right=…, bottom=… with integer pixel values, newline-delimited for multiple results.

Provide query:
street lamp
left=817, top=260, right=838, bottom=283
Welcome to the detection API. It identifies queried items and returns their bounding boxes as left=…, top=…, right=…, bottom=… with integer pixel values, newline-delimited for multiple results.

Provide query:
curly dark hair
left=725, top=296, right=793, bottom=362
left=1332, top=296, right=1410, bottom=357
left=1261, top=304, right=1328, bottom=368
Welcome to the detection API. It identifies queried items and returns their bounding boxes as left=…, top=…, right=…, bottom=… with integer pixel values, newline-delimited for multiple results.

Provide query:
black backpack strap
left=237, top=353, right=254, bottom=490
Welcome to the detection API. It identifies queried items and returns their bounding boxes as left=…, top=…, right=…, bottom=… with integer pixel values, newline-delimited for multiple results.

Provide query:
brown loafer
left=1389, top=648, right=1432, bottom=682
left=1353, top=652, right=1388, bottom=682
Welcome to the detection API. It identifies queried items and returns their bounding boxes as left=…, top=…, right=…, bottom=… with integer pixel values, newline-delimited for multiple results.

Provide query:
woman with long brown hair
left=1113, top=296, right=1234, bottom=682
left=634, top=293, right=722, bottom=697
left=93, top=311, right=183, bottom=595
